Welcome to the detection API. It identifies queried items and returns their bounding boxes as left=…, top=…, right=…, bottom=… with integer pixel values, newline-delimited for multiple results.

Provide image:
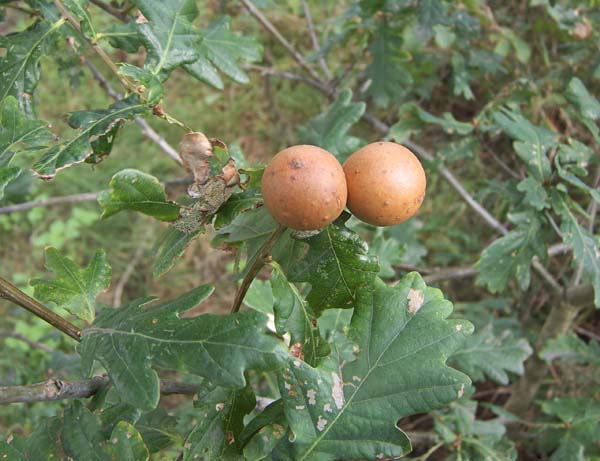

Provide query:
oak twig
left=0, top=377, right=199, bottom=404
left=89, top=0, right=129, bottom=22
left=230, top=225, right=286, bottom=314
left=240, top=0, right=326, bottom=85
left=300, top=0, right=332, bottom=80
left=0, top=277, right=81, bottom=341
left=0, top=192, right=99, bottom=215
left=0, top=331, right=54, bottom=353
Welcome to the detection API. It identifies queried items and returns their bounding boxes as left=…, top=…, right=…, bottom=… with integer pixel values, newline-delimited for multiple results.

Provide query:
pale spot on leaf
left=317, top=415, right=328, bottom=431
left=458, top=383, right=465, bottom=398
left=307, top=389, right=317, bottom=405
left=407, top=288, right=425, bottom=314
left=331, top=372, right=345, bottom=410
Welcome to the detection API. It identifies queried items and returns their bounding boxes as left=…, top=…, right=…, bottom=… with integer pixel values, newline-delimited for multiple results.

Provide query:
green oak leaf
left=274, top=274, right=472, bottom=460
left=451, top=52, right=474, bottom=100
left=364, top=23, right=412, bottom=109
left=30, top=247, right=111, bottom=322
left=0, top=95, right=53, bottom=198
left=566, top=77, right=600, bottom=121
left=0, top=417, right=65, bottom=460
left=476, top=211, right=547, bottom=293
left=418, top=0, right=448, bottom=32
left=416, top=106, right=473, bottom=135
left=103, top=21, right=144, bottom=53
left=0, top=19, right=64, bottom=115
left=78, top=285, right=287, bottom=410
left=298, top=89, right=365, bottom=161
left=541, top=333, right=600, bottom=367
left=434, top=398, right=517, bottom=461
left=552, top=193, right=600, bottom=307
left=450, top=323, right=532, bottom=385
left=134, top=0, right=201, bottom=79
left=152, top=227, right=204, bottom=277
left=118, top=64, right=164, bottom=105
left=33, top=96, right=148, bottom=178
left=540, top=398, right=600, bottom=461
left=136, top=408, right=181, bottom=453
left=62, top=401, right=109, bottom=461
left=271, top=262, right=330, bottom=367
left=215, top=206, right=307, bottom=277
left=98, top=169, right=180, bottom=221
left=555, top=156, right=600, bottom=203
left=493, top=107, right=557, bottom=181
left=185, top=16, right=262, bottom=89
left=517, top=176, right=549, bottom=210
left=106, top=422, right=150, bottom=461
left=0, top=95, right=54, bottom=157
left=183, top=384, right=255, bottom=461
left=289, top=216, right=379, bottom=314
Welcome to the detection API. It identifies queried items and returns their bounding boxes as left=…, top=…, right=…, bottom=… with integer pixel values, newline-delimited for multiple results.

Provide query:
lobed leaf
left=271, top=274, right=472, bottom=460
left=98, top=169, right=180, bottom=221
left=33, top=96, right=148, bottom=178
left=185, top=16, right=262, bottom=89
left=78, top=285, right=287, bottom=410
left=30, top=247, right=111, bottom=323
left=450, top=323, right=532, bottom=385
left=289, top=216, right=379, bottom=314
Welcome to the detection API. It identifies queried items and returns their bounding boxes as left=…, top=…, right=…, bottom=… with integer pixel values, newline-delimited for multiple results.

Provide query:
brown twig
left=0, top=331, right=54, bottom=353
left=0, top=277, right=81, bottom=342
left=89, top=0, right=129, bottom=22
left=243, top=64, right=330, bottom=93
left=0, top=377, right=199, bottom=404
left=113, top=242, right=147, bottom=307
left=300, top=0, right=332, bottom=80
left=0, top=192, right=99, bottom=215
left=240, top=0, right=326, bottom=84
left=230, top=225, right=286, bottom=314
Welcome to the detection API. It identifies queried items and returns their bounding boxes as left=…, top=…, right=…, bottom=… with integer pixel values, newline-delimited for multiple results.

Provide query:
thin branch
left=54, top=0, right=133, bottom=92
left=0, top=277, right=81, bottom=342
left=243, top=64, right=330, bottom=93
left=574, top=325, right=600, bottom=342
left=0, top=192, right=99, bottom=216
left=0, top=331, right=54, bottom=353
left=0, top=178, right=190, bottom=216
left=113, top=242, right=146, bottom=307
left=240, top=0, right=326, bottom=84
left=84, top=59, right=183, bottom=165
left=572, top=167, right=600, bottom=285
left=230, top=225, right=286, bottom=314
left=0, top=377, right=199, bottom=404
left=89, top=0, right=129, bottom=22
left=300, top=0, right=332, bottom=80
left=423, top=266, right=479, bottom=284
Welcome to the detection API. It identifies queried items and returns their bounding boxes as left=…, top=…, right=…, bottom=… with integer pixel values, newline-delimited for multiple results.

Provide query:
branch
left=240, top=0, right=326, bottom=84
left=243, top=64, right=330, bottom=93
left=83, top=59, right=183, bottom=165
left=0, top=331, right=54, bottom=353
left=300, top=0, right=332, bottom=80
left=113, top=241, right=146, bottom=307
left=230, top=225, right=286, bottom=314
left=423, top=266, right=479, bottom=284
left=0, top=277, right=81, bottom=341
left=0, top=192, right=98, bottom=216
left=0, top=178, right=190, bottom=216
left=0, top=376, right=200, bottom=404
left=89, top=0, right=129, bottom=22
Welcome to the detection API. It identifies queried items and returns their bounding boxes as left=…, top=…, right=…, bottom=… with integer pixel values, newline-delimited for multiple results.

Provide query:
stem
left=230, top=225, right=286, bottom=314
left=0, top=377, right=199, bottom=404
left=300, top=0, right=332, bottom=80
left=0, top=192, right=99, bottom=215
left=240, top=0, right=325, bottom=84
left=89, top=0, right=129, bottom=22
left=53, top=0, right=134, bottom=92
left=0, top=331, right=54, bottom=353
left=0, top=277, right=81, bottom=341
left=504, top=300, right=581, bottom=416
